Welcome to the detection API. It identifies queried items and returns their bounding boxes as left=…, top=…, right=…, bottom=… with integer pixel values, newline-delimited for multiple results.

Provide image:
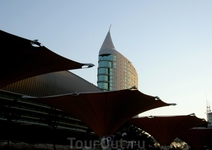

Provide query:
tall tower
left=97, top=28, right=138, bottom=91
left=206, top=102, right=212, bottom=123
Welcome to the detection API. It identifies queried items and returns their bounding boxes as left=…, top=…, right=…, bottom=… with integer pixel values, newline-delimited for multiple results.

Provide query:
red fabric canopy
left=0, top=30, right=93, bottom=89
left=179, top=128, right=212, bottom=150
left=26, top=89, right=173, bottom=136
left=128, top=115, right=207, bottom=146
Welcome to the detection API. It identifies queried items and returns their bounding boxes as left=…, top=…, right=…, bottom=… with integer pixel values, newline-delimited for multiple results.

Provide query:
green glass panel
left=98, top=75, right=108, bottom=82
left=98, top=82, right=108, bottom=90
left=99, top=61, right=112, bottom=67
left=98, top=68, right=108, bottom=74
left=99, top=54, right=112, bottom=61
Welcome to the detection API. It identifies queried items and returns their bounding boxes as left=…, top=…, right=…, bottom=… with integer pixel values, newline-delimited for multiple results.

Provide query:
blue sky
left=1, top=1, right=212, bottom=120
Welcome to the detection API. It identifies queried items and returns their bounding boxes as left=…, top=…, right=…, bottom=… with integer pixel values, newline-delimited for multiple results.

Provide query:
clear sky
left=1, top=1, right=212, bottom=120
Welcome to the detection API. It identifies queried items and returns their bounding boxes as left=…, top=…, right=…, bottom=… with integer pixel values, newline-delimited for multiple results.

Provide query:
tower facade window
left=97, top=54, right=116, bottom=91
left=99, top=61, right=112, bottom=68
left=97, top=82, right=108, bottom=91
left=98, top=68, right=109, bottom=74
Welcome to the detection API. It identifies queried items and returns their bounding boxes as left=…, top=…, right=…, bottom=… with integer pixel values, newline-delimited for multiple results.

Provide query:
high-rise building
left=206, top=102, right=212, bottom=124
left=97, top=29, right=138, bottom=91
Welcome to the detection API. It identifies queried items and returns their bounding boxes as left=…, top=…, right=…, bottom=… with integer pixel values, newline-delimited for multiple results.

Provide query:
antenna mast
left=109, top=24, right=112, bottom=32
left=207, top=101, right=211, bottom=113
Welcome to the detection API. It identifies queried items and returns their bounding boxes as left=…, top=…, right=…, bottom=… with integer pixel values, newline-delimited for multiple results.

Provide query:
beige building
left=97, top=29, right=138, bottom=91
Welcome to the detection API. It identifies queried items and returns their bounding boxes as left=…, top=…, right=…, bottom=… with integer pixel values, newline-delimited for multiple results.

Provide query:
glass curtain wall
left=97, top=54, right=116, bottom=91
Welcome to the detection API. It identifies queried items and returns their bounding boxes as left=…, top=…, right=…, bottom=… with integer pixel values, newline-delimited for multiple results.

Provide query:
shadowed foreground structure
left=0, top=30, right=93, bottom=89
left=0, top=30, right=99, bottom=149
left=129, top=115, right=208, bottom=148
left=0, top=30, right=175, bottom=149
left=25, top=89, right=174, bottom=136
left=0, top=89, right=102, bottom=150
left=178, top=128, right=212, bottom=150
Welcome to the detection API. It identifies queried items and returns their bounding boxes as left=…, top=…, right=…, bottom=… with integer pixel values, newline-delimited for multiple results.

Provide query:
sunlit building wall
left=97, top=30, right=138, bottom=91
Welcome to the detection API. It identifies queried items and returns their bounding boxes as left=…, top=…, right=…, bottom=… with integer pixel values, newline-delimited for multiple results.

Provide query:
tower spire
left=99, top=26, right=115, bottom=50
left=109, top=24, right=112, bottom=32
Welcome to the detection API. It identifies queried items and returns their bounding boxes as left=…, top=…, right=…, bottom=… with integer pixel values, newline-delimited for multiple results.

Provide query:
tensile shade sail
left=0, top=30, right=93, bottom=89
left=24, top=89, right=174, bottom=136
left=128, top=114, right=208, bottom=146
left=178, top=128, right=212, bottom=150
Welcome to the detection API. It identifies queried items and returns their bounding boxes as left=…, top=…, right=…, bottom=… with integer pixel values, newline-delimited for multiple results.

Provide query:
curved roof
left=0, top=30, right=94, bottom=89
left=25, top=89, right=173, bottom=136
left=129, top=115, right=208, bottom=146
left=2, top=71, right=102, bottom=97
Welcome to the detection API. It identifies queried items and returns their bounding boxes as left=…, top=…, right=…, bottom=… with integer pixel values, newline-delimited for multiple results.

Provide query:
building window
left=113, top=55, right=117, bottom=60
left=99, top=61, right=112, bottom=67
left=113, top=62, right=117, bottom=68
left=98, top=68, right=109, bottom=74
left=99, top=54, right=112, bottom=61
left=98, top=75, right=108, bottom=82
left=98, top=82, right=108, bottom=90
left=98, top=54, right=117, bottom=91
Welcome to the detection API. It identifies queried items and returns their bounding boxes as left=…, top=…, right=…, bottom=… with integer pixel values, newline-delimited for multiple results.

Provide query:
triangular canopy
left=178, top=128, right=212, bottom=150
left=128, top=115, right=207, bottom=146
left=25, top=89, right=174, bottom=136
left=0, top=30, right=93, bottom=89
